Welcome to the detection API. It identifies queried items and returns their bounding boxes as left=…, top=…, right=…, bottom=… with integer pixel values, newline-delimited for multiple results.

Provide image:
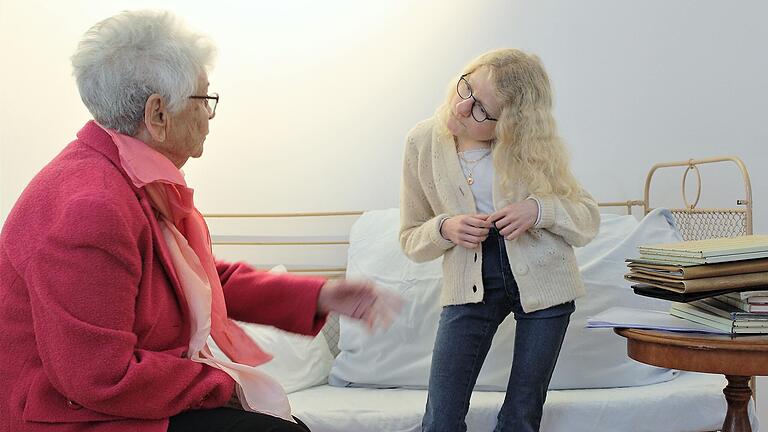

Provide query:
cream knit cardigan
left=399, top=118, right=601, bottom=312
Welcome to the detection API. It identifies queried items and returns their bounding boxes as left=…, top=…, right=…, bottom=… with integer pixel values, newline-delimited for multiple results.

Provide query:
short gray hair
left=71, top=10, right=216, bottom=136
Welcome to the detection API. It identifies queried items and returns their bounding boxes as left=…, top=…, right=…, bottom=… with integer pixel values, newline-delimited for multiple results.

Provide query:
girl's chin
left=446, top=118, right=462, bottom=135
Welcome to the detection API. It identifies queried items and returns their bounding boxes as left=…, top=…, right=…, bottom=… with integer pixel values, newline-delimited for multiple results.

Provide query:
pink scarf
left=98, top=124, right=293, bottom=421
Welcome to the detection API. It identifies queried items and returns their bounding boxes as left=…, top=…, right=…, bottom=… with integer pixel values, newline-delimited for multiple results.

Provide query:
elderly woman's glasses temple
left=189, top=93, right=219, bottom=118
left=457, top=75, right=497, bottom=122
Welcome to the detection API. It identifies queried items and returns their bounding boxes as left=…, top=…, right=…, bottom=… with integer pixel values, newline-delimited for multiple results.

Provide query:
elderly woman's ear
left=142, top=94, right=168, bottom=142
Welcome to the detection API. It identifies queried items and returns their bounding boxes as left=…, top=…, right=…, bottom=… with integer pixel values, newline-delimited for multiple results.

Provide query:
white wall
left=2, top=0, right=766, bottom=225
left=2, top=0, right=767, bottom=422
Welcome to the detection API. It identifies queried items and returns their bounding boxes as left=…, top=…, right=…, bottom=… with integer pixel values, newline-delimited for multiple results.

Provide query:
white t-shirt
left=457, top=149, right=541, bottom=224
left=458, top=148, right=494, bottom=214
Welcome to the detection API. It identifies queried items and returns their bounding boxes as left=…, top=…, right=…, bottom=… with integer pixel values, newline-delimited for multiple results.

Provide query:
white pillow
left=329, top=208, right=682, bottom=390
left=210, top=265, right=334, bottom=394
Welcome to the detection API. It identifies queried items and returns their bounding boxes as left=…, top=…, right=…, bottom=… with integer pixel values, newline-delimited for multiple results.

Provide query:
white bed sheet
left=289, top=372, right=758, bottom=432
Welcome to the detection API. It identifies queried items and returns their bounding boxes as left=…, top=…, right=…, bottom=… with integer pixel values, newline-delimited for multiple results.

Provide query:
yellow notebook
left=639, top=235, right=768, bottom=258
left=637, top=235, right=768, bottom=264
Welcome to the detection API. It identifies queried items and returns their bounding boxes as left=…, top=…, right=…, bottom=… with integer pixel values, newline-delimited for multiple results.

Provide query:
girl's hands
left=487, top=199, right=538, bottom=241
left=440, top=214, right=491, bottom=249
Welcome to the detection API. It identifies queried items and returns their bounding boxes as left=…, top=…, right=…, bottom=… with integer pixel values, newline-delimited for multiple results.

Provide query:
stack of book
left=625, top=235, right=768, bottom=334
left=722, top=290, right=768, bottom=312
left=670, top=295, right=768, bottom=334
left=626, top=235, right=768, bottom=293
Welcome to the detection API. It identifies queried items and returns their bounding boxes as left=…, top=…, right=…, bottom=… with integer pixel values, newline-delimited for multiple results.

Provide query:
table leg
left=722, top=375, right=752, bottom=432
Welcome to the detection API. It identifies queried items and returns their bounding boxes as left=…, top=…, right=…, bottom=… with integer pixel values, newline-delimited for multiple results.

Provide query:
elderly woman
left=0, top=10, right=397, bottom=432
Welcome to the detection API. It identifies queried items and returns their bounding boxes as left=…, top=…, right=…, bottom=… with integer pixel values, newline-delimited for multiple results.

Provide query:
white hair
left=71, top=10, right=216, bottom=135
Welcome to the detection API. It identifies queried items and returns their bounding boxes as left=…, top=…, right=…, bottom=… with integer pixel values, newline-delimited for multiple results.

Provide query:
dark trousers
left=422, top=228, right=574, bottom=432
left=168, top=408, right=311, bottom=432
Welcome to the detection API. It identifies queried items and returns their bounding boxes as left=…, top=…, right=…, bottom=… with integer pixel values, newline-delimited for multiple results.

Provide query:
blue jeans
left=422, top=229, right=574, bottom=432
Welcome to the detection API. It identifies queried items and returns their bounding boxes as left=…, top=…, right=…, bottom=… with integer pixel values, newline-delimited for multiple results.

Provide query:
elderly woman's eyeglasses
left=189, top=93, right=219, bottom=118
left=457, top=75, right=497, bottom=122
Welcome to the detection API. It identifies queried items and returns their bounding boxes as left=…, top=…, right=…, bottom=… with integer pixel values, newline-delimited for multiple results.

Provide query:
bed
left=205, top=156, right=759, bottom=432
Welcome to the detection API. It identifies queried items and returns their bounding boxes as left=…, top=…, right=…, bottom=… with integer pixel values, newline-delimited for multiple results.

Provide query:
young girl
left=399, top=48, right=600, bottom=432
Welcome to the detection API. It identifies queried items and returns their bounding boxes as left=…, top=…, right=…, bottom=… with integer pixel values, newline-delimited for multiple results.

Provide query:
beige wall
left=1, top=1, right=766, bottom=226
left=2, top=0, right=767, bottom=422
left=0, top=0, right=468, bottom=217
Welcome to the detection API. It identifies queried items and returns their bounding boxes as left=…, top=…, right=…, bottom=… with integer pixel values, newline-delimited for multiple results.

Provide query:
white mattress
left=289, top=372, right=758, bottom=432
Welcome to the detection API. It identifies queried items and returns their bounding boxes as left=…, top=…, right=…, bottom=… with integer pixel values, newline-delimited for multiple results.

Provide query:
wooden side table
left=615, top=328, right=768, bottom=432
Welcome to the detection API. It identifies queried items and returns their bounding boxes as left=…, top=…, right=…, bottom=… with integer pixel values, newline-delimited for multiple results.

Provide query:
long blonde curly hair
left=436, top=48, right=581, bottom=199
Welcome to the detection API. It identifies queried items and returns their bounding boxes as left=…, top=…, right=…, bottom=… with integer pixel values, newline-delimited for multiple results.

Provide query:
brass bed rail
left=643, top=156, right=752, bottom=239
left=204, top=156, right=753, bottom=274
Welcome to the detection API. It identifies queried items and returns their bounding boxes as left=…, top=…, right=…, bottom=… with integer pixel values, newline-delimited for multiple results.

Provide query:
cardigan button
left=181, top=350, right=188, bottom=358
left=472, top=285, right=477, bottom=293
left=66, top=399, right=83, bottom=410
left=516, top=264, right=529, bottom=275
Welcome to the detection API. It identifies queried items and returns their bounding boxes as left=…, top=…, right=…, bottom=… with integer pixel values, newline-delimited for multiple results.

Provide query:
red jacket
left=0, top=121, right=327, bottom=432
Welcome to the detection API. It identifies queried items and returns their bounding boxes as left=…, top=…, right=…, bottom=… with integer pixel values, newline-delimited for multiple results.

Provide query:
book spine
left=637, top=253, right=706, bottom=265
left=638, top=248, right=704, bottom=258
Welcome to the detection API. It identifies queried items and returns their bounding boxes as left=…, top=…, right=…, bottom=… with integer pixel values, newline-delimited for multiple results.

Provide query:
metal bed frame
left=206, top=155, right=753, bottom=268
left=204, top=155, right=754, bottom=366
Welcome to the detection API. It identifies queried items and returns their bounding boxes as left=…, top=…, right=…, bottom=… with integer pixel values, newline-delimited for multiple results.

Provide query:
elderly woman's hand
left=317, top=279, right=402, bottom=331
left=488, top=199, right=539, bottom=241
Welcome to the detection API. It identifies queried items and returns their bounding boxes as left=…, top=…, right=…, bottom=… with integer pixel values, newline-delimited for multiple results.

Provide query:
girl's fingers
left=463, top=226, right=489, bottom=237
left=506, top=226, right=526, bottom=240
left=500, top=224, right=517, bottom=237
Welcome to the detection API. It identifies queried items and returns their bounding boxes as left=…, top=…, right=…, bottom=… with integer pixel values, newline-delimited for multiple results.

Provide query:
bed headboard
left=643, top=156, right=752, bottom=239
left=597, top=156, right=752, bottom=239
left=204, top=155, right=753, bottom=355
